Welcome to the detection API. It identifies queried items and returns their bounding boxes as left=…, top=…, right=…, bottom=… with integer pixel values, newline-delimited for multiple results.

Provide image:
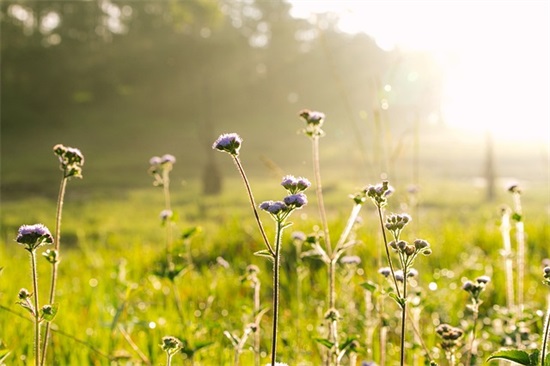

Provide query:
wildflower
left=378, top=267, right=391, bottom=277
left=159, top=209, right=173, bottom=222
left=53, top=144, right=84, bottom=178
left=543, top=266, right=550, bottom=286
left=298, top=109, right=326, bottom=137
left=18, top=288, right=31, bottom=300
left=160, top=335, right=182, bottom=355
left=507, top=183, right=521, bottom=194
left=281, top=175, right=311, bottom=194
left=283, top=193, right=308, bottom=208
left=385, top=213, right=412, bottom=231
left=212, top=133, right=243, bottom=156
left=161, top=154, right=176, bottom=164
left=324, top=307, right=340, bottom=321
left=291, top=231, right=306, bottom=242
left=366, top=181, right=393, bottom=208
left=341, top=255, right=361, bottom=265
left=149, top=156, right=162, bottom=166
left=462, top=275, right=490, bottom=300
left=259, top=201, right=288, bottom=215
left=436, top=323, right=464, bottom=341
left=246, top=264, right=260, bottom=275
left=16, top=224, right=54, bottom=251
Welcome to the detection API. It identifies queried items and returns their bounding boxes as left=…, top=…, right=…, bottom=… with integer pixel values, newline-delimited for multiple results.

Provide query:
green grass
left=1, top=175, right=549, bottom=365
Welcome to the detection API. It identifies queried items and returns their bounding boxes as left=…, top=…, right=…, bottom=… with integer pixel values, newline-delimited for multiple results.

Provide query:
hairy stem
left=465, top=303, right=479, bottom=366
left=41, top=175, right=67, bottom=365
left=376, top=206, right=402, bottom=298
left=311, top=136, right=332, bottom=255
left=400, top=271, right=408, bottom=366
left=541, top=302, right=550, bottom=366
left=30, top=250, right=41, bottom=366
left=270, top=221, right=284, bottom=366
left=233, top=156, right=273, bottom=255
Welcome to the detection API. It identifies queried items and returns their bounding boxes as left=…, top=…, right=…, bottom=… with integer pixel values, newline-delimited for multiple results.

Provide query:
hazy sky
left=289, top=1, right=550, bottom=142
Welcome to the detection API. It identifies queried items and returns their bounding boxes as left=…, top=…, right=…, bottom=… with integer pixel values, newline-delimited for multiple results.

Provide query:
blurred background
left=1, top=0, right=549, bottom=202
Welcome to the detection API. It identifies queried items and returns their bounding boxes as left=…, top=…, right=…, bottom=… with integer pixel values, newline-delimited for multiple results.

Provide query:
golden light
left=290, top=1, right=550, bottom=142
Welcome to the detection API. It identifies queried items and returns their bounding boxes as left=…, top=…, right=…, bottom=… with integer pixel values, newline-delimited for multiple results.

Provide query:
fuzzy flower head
left=259, top=200, right=289, bottom=220
left=148, top=154, right=176, bottom=186
left=281, top=175, right=311, bottom=194
left=53, top=144, right=84, bottom=178
left=462, top=275, right=491, bottom=301
left=212, top=133, right=243, bottom=156
left=159, top=209, right=173, bottom=224
left=436, top=323, right=464, bottom=352
left=283, top=192, right=308, bottom=209
left=16, top=224, right=54, bottom=252
left=366, top=181, right=393, bottom=208
left=298, top=109, right=325, bottom=137
left=160, top=336, right=182, bottom=356
left=543, top=266, right=550, bottom=286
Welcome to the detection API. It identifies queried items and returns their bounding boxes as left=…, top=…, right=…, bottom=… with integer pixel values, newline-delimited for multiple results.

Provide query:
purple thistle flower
left=341, top=255, right=361, bottom=265
left=283, top=193, right=308, bottom=208
left=296, top=177, right=311, bottom=191
left=476, top=275, right=491, bottom=284
left=378, top=267, right=391, bottom=277
left=16, top=224, right=54, bottom=251
left=212, top=133, right=243, bottom=156
left=281, top=175, right=311, bottom=193
left=299, top=109, right=325, bottom=126
left=161, top=154, right=176, bottom=164
left=259, top=201, right=288, bottom=215
left=149, top=156, right=162, bottom=166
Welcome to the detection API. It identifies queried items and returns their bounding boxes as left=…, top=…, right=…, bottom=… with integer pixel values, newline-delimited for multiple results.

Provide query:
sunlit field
left=1, top=1, right=549, bottom=366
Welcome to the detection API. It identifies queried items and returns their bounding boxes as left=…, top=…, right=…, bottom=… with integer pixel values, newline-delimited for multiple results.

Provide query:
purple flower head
left=394, top=270, right=405, bottom=282
left=212, top=133, right=243, bottom=156
left=259, top=201, right=288, bottom=215
left=283, top=193, right=308, bottom=208
left=149, top=156, right=162, bottom=166
left=281, top=175, right=311, bottom=193
left=53, top=144, right=84, bottom=178
left=476, top=275, right=491, bottom=284
left=407, top=268, right=418, bottom=278
left=161, top=154, right=176, bottom=164
left=366, top=180, right=393, bottom=207
left=16, top=224, right=54, bottom=251
left=341, top=255, right=361, bottom=265
left=160, top=209, right=173, bottom=221
left=378, top=267, right=391, bottom=277
left=299, top=109, right=325, bottom=126
left=291, top=231, right=307, bottom=242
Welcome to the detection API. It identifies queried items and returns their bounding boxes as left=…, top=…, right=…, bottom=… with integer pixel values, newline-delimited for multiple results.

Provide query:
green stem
left=254, top=279, right=261, bottom=366
left=30, top=250, right=41, bottom=366
left=311, top=136, right=332, bottom=256
left=233, top=156, right=274, bottom=255
left=41, top=175, right=67, bottom=365
left=400, top=269, right=407, bottom=366
left=376, top=206, right=402, bottom=298
left=465, top=302, right=479, bottom=366
left=270, top=220, right=283, bottom=366
left=541, top=303, right=550, bottom=366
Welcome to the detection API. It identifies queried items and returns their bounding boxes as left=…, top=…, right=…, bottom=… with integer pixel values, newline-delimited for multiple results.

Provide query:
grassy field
left=1, top=166, right=549, bottom=365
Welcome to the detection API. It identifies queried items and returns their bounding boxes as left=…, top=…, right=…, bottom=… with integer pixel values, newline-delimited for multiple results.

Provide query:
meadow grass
left=1, top=174, right=549, bottom=365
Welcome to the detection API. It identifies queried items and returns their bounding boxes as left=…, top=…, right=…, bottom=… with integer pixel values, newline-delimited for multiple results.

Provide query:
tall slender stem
left=500, top=208, right=515, bottom=310
left=465, top=303, right=479, bottom=366
left=233, top=156, right=274, bottom=255
left=400, top=269, right=408, bottom=366
left=41, top=174, right=67, bottom=365
left=270, top=221, right=283, bottom=366
left=253, top=279, right=261, bottom=366
left=30, top=250, right=41, bottom=366
left=311, top=136, right=331, bottom=255
left=541, top=302, right=550, bottom=366
left=376, top=206, right=402, bottom=298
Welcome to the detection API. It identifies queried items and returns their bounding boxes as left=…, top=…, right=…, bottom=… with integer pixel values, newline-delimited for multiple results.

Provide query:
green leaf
left=253, top=250, right=274, bottom=260
left=388, top=292, right=406, bottom=308
left=528, top=349, right=539, bottom=366
left=339, top=337, right=358, bottom=352
left=512, top=212, right=522, bottom=222
left=487, top=349, right=531, bottom=365
left=314, top=337, right=334, bottom=349
left=181, top=226, right=201, bottom=240
left=360, top=281, right=378, bottom=292
left=544, top=353, right=550, bottom=366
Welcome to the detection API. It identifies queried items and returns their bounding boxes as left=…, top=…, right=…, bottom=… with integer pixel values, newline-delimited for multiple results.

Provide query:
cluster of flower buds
left=298, top=109, right=325, bottom=138
left=212, top=133, right=243, bottom=156
left=53, top=144, right=84, bottom=179
left=259, top=175, right=309, bottom=221
left=366, top=181, right=393, bottom=208
left=149, top=154, right=176, bottom=186
left=15, top=224, right=54, bottom=252
left=378, top=267, right=418, bottom=282
left=385, top=213, right=412, bottom=232
left=543, top=266, right=550, bottom=286
left=462, top=275, right=491, bottom=301
left=436, top=323, right=464, bottom=350
left=389, top=239, right=432, bottom=257
left=160, top=335, right=182, bottom=356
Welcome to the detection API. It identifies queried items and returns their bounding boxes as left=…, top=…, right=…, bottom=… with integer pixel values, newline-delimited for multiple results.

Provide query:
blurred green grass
left=1, top=175, right=548, bottom=364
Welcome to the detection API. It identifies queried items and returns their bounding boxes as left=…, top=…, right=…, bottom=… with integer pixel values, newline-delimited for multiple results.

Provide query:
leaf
left=253, top=250, right=274, bottom=260
left=360, top=281, right=378, bottom=292
left=544, top=353, right=550, bottom=366
left=486, top=349, right=531, bottom=365
left=181, top=226, right=201, bottom=240
left=339, top=336, right=358, bottom=352
left=512, top=213, right=522, bottom=222
left=528, top=349, right=539, bottom=366
left=388, top=292, right=406, bottom=308
left=314, top=337, right=334, bottom=349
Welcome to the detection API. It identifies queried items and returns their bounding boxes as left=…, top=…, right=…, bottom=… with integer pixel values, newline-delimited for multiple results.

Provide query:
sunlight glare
left=289, top=1, right=550, bottom=142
